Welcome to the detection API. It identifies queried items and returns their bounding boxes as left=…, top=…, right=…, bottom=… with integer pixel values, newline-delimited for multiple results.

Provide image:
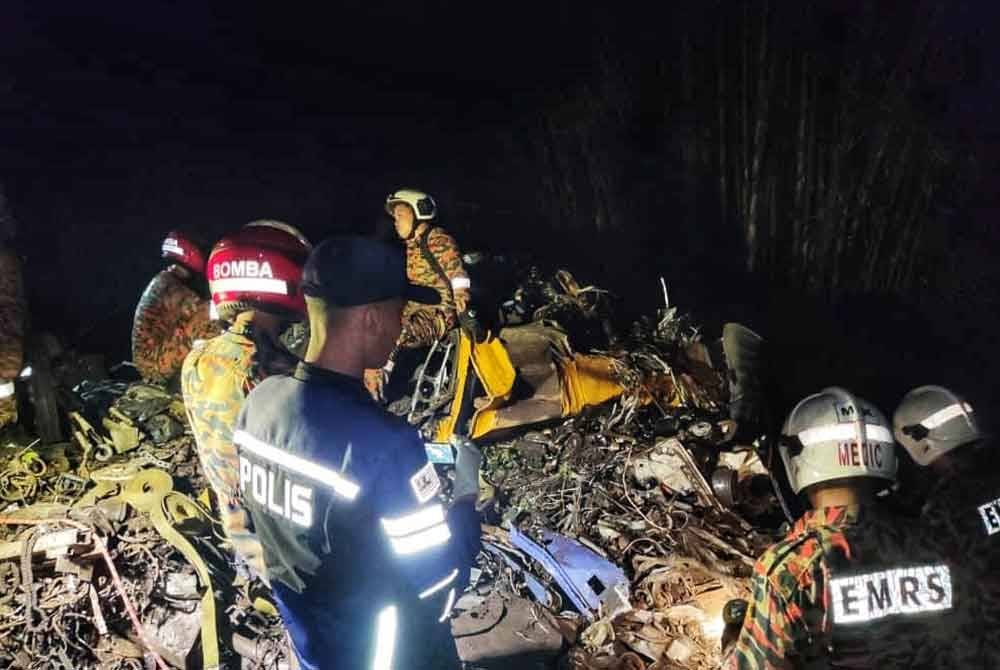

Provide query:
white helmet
left=779, top=387, right=897, bottom=494
left=893, top=385, right=981, bottom=466
left=385, top=189, right=437, bottom=221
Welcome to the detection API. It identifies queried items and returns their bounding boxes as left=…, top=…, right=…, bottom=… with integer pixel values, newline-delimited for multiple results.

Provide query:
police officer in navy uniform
left=234, top=236, right=481, bottom=670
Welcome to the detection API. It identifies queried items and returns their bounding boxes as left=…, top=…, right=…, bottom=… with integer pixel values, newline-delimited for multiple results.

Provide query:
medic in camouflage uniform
left=728, top=388, right=958, bottom=669
left=181, top=221, right=311, bottom=581
left=894, top=385, right=1000, bottom=667
left=132, top=231, right=220, bottom=386
left=0, top=191, right=26, bottom=429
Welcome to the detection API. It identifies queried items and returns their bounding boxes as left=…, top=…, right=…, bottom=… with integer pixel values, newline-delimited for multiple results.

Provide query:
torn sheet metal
left=482, top=542, right=552, bottom=607
left=509, top=526, right=630, bottom=620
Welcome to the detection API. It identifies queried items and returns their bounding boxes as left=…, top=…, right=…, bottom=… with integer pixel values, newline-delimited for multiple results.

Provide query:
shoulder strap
left=417, top=228, right=454, bottom=302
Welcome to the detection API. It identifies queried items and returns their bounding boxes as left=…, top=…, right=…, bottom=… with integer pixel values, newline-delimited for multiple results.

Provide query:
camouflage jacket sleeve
left=397, top=304, right=452, bottom=349
left=727, top=550, right=823, bottom=669
left=0, top=249, right=26, bottom=380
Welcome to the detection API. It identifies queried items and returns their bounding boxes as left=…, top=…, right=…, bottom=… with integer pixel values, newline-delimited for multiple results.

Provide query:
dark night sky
left=0, top=1, right=597, bottom=348
left=2, top=0, right=999, bottom=399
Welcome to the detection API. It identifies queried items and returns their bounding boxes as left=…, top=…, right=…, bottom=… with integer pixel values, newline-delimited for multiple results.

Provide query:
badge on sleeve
left=410, top=462, right=442, bottom=503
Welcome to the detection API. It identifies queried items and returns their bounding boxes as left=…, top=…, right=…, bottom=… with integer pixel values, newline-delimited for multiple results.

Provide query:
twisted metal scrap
left=0, top=515, right=169, bottom=670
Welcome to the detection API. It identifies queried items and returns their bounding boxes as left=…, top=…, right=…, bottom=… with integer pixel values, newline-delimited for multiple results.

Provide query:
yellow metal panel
left=434, top=332, right=473, bottom=443
left=559, top=354, right=626, bottom=416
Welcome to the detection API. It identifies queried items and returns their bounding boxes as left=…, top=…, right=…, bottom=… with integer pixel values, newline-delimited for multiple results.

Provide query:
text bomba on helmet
left=779, top=387, right=898, bottom=494
left=162, top=230, right=207, bottom=276
left=385, top=189, right=437, bottom=221
left=893, top=385, right=982, bottom=466
left=207, top=220, right=312, bottom=320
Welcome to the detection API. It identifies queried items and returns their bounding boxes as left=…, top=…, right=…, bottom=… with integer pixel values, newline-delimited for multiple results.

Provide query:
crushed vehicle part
left=721, top=323, right=765, bottom=429
left=482, top=541, right=554, bottom=607
left=509, top=526, right=631, bottom=621
left=143, top=413, right=184, bottom=445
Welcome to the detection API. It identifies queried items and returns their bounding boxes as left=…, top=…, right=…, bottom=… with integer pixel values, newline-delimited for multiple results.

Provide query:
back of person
left=743, top=505, right=955, bottom=669
left=730, top=387, right=959, bottom=670
left=894, top=385, right=1000, bottom=666
left=237, top=372, right=451, bottom=665
left=918, top=455, right=1000, bottom=667
left=181, top=313, right=262, bottom=571
left=823, top=506, right=956, bottom=668
left=235, top=236, right=481, bottom=670
left=133, top=231, right=219, bottom=385
left=133, top=267, right=217, bottom=384
left=181, top=220, right=313, bottom=580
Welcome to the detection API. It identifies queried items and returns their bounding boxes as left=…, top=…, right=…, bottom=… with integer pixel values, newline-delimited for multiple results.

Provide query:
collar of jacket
left=293, top=361, right=370, bottom=400
left=405, top=222, right=431, bottom=248
left=227, top=312, right=256, bottom=339
left=793, top=505, right=865, bottom=535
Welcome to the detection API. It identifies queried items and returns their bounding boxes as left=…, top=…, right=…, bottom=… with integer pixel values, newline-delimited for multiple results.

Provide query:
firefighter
left=0, top=191, right=25, bottom=430
left=234, top=235, right=481, bottom=669
left=181, top=220, right=312, bottom=581
left=366, top=189, right=471, bottom=399
left=728, top=387, right=956, bottom=669
left=894, top=385, right=1000, bottom=665
left=132, top=231, right=221, bottom=386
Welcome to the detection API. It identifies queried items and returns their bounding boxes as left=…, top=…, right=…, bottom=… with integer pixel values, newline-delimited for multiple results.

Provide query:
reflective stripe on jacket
left=235, top=362, right=480, bottom=669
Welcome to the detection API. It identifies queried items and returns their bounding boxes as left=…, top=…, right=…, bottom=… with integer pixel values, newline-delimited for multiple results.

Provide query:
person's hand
left=363, top=367, right=386, bottom=402
left=454, top=289, right=470, bottom=314
left=450, top=435, right=482, bottom=502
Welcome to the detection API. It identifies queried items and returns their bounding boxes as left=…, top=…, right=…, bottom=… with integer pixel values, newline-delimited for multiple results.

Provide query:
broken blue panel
left=482, top=542, right=553, bottom=608
left=509, top=526, right=630, bottom=620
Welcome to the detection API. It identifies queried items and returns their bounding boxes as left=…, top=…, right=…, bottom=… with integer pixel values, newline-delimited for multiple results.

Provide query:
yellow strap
left=121, top=470, right=221, bottom=670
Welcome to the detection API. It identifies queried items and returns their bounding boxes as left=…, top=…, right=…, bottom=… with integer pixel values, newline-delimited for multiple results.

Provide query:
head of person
left=300, top=236, right=439, bottom=372
left=384, top=189, right=437, bottom=240
left=779, top=387, right=898, bottom=509
left=893, top=385, right=984, bottom=469
left=161, top=229, right=208, bottom=279
left=206, top=220, right=312, bottom=324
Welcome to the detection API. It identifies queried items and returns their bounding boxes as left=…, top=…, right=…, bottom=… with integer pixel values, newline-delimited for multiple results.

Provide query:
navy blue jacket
left=234, top=362, right=480, bottom=670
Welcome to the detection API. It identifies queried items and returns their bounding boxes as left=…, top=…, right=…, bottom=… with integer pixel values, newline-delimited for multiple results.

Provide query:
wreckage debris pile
left=0, top=268, right=779, bottom=670
left=0, top=382, right=286, bottom=670
left=471, top=271, right=778, bottom=669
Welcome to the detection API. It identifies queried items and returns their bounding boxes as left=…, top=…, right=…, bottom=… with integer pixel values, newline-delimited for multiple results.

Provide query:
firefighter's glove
left=451, top=435, right=482, bottom=502
left=454, top=289, right=470, bottom=314
left=363, top=367, right=388, bottom=403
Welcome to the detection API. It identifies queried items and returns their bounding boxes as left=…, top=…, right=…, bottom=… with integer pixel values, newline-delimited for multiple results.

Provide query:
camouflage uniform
left=181, top=312, right=266, bottom=580
left=399, top=223, right=468, bottom=348
left=0, top=248, right=26, bottom=428
left=728, top=505, right=959, bottom=669
left=132, top=268, right=220, bottom=385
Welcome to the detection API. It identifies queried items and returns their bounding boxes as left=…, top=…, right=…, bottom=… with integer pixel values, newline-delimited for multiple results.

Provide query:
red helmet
left=207, top=220, right=312, bottom=320
left=162, top=230, right=207, bottom=275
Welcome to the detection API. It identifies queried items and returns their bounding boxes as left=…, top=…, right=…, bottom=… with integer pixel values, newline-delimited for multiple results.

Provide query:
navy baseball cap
left=301, top=236, right=440, bottom=307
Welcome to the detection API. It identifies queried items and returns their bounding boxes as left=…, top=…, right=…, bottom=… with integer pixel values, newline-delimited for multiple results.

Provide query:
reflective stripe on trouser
left=373, top=605, right=397, bottom=670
